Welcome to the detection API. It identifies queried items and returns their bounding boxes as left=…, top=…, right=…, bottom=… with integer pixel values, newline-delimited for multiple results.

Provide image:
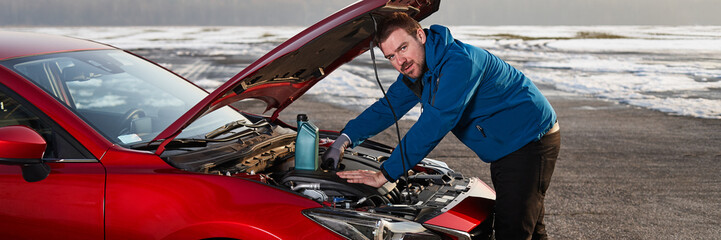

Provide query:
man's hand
left=337, top=170, right=388, bottom=188
left=321, top=134, right=350, bottom=170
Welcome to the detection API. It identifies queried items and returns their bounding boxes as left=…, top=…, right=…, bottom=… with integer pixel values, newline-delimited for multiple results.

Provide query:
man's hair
left=374, top=12, right=422, bottom=45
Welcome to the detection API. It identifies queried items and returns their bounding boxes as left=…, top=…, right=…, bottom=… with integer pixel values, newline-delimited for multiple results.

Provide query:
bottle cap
left=297, top=114, right=308, bottom=122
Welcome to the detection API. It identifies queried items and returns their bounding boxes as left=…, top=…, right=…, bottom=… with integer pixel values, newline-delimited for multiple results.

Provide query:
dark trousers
left=491, top=130, right=561, bottom=240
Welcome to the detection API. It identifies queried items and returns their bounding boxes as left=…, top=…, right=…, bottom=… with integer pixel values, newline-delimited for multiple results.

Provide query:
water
left=7, top=25, right=721, bottom=119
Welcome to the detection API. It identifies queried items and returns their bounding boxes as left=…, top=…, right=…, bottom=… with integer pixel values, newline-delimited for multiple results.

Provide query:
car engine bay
left=162, top=118, right=494, bottom=224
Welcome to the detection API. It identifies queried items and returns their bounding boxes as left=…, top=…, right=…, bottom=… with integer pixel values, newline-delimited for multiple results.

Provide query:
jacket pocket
left=475, top=124, right=503, bottom=145
left=475, top=125, right=487, bottom=137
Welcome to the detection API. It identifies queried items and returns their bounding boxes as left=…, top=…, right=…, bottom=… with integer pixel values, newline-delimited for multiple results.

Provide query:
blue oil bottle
left=295, top=114, right=319, bottom=171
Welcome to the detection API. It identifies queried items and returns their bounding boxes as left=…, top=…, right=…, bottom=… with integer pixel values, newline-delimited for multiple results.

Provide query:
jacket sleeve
left=380, top=54, right=482, bottom=181
left=341, top=74, right=419, bottom=148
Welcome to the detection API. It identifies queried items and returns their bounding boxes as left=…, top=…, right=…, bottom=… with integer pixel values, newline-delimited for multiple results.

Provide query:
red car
left=0, top=0, right=495, bottom=239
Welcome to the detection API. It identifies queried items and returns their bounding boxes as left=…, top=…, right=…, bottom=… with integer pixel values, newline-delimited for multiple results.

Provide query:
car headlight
left=303, top=208, right=441, bottom=240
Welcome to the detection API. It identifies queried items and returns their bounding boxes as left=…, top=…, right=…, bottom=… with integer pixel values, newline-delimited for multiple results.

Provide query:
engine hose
left=290, top=183, right=321, bottom=191
left=370, top=194, right=391, bottom=206
left=390, top=188, right=402, bottom=203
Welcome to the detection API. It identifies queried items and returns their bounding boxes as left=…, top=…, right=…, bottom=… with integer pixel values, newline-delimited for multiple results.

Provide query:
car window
left=0, top=87, right=91, bottom=159
left=2, top=50, right=249, bottom=146
left=0, top=88, right=48, bottom=134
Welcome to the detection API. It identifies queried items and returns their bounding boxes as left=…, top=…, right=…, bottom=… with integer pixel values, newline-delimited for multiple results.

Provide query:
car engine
left=163, top=120, right=494, bottom=223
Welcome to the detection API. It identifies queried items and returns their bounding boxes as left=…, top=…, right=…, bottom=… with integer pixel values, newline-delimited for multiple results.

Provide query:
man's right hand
left=337, top=170, right=388, bottom=188
left=321, top=134, right=350, bottom=170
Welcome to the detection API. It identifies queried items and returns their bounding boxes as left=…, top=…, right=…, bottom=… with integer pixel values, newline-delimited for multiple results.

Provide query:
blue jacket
left=342, top=25, right=557, bottom=181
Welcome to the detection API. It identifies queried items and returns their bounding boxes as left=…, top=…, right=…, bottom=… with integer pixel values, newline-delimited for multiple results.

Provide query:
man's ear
left=416, top=28, right=426, bottom=44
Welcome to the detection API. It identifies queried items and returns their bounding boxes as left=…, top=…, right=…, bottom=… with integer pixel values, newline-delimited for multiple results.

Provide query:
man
left=322, top=12, right=560, bottom=239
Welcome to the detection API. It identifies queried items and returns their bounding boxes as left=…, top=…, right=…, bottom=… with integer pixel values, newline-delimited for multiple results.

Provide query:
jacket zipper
left=476, top=125, right=487, bottom=137
left=431, top=75, right=440, bottom=106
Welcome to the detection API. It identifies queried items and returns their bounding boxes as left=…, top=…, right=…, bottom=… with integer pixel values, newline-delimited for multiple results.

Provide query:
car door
left=0, top=86, right=105, bottom=239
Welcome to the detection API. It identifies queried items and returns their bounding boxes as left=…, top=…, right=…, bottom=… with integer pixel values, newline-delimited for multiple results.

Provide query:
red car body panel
left=99, top=146, right=338, bottom=239
left=0, top=162, right=105, bottom=239
left=0, top=31, right=112, bottom=61
left=0, top=65, right=109, bottom=238
left=424, top=197, right=495, bottom=232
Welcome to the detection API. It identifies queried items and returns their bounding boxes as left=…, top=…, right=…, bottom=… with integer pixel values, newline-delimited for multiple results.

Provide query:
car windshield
left=1, top=49, right=248, bottom=146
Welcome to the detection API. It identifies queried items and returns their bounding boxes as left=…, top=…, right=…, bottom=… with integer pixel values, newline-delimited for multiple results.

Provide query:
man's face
left=379, top=27, right=426, bottom=79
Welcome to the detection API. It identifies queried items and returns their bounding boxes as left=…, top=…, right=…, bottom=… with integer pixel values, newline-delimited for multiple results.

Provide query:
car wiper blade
left=130, top=120, right=269, bottom=151
left=131, top=123, right=268, bottom=151
left=129, top=138, right=208, bottom=151
left=205, top=119, right=269, bottom=139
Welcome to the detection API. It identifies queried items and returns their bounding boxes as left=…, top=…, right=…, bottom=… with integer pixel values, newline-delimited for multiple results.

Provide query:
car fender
left=101, top=146, right=340, bottom=239
left=160, top=222, right=280, bottom=240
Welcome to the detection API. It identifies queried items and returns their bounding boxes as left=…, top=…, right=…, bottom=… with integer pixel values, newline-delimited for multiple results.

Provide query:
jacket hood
left=152, top=0, right=440, bottom=154
left=423, top=25, right=457, bottom=75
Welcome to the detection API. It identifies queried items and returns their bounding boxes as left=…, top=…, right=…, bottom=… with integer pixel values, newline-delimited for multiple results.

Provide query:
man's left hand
left=337, top=170, right=388, bottom=188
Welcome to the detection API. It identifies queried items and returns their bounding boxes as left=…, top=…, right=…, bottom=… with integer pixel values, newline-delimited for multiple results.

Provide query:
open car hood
left=153, top=0, right=440, bottom=153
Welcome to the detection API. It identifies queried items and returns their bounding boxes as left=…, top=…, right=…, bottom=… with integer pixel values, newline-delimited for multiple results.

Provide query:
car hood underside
left=152, top=0, right=440, bottom=154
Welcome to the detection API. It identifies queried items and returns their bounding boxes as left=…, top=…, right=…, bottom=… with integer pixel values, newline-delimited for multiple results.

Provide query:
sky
left=1, top=0, right=719, bottom=26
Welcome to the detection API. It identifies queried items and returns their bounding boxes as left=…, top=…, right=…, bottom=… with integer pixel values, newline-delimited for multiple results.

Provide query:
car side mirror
left=0, top=125, right=51, bottom=182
